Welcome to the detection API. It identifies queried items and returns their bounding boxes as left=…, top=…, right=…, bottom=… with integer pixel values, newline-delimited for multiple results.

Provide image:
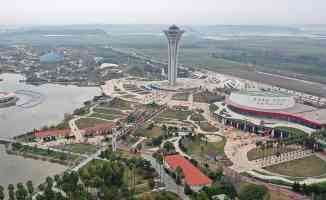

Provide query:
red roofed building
left=34, top=129, right=72, bottom=142
left=164, top=154, right=212, bottom=191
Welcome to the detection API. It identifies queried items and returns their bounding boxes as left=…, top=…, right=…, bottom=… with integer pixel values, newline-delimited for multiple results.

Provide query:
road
left=142, top=154, right=189, bottom=200
left=71, top=145, right=107, bottom=171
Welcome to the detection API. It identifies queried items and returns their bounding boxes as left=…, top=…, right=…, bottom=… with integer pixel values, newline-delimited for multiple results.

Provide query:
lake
left=0, top=73, right=101, bottom=187
left=0, top=73, right=101, bottom=138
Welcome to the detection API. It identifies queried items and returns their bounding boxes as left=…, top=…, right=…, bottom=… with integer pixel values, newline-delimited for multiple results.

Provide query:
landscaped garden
left=190, top=113, right=206, bottom=122
left=99, top=97, right=135, bottom=110
left=157, top=109, right=192, bottom=121
left=93, top=107, right=125, bottom=115
left=60, top=143, right=98, bottom=154
left=80, top=149, right=157, bottom=196
left=171, top=92, right=190, bottom=101
left=9, top=143, right=80, bottom=165
left=134, top=126, right=163, bottom=138
left=264, top=155, right=326, bottom=177
left=89, top=113, right=121, bottom=121
left=139, top=191, right=181, bottom=200
left=75, top=118, right=109, bottom=129
left=198, top=122, right=219, bottom=132
left=180, top=135, right=226, bottom=160
left=193, top=91, right=224, bottom=103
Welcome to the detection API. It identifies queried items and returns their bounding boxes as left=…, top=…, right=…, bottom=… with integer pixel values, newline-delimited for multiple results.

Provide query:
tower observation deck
left=164, top=25, right=185, bottom=86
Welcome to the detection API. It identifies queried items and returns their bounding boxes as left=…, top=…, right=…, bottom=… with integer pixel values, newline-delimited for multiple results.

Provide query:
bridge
left=0, top=137, right=16, bottom=144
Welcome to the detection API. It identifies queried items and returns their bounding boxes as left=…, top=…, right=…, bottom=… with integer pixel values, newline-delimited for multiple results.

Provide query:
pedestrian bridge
left=0, top=137, right=15, bottom=144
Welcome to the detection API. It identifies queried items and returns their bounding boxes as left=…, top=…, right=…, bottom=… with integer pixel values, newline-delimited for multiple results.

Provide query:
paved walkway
left=142, top=154, right=189, bottom=200
left=161, top=137, right=191, bottom=159
left=71, top=145, right=107, bottom=171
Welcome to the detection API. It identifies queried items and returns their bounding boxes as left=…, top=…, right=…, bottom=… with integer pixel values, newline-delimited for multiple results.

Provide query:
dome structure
left=169, top=24, right=180, bottom=30
left=40, top=52, right=64, bottom=63
left=228, top=90, right=295, bottom=110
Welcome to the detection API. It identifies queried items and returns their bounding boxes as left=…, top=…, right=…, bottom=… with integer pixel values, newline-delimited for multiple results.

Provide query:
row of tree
left=0, top=180, right=34, bottom=200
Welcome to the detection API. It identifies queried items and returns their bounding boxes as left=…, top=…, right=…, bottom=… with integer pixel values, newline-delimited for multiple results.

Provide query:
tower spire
left=163, top=25, right=185, bottom=86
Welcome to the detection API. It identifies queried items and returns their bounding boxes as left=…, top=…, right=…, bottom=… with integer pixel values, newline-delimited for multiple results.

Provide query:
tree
left=239, top=184, right=268, bottom=200
left=46, top=176, right=54, bottom=189
left=184, top=184, right=193, bottom=195
left=16, top=183, right=28, bottom=200
left=292, top=182, right=301, bottom=193
left=148, top=179, right=155, bottom=190
left=0, top=185, right=4, bottom=200
left=175, top=166, right=183, bottom=185
left=8, top=184, right=15, bottom=200
left=161, top=124, right=167, bottom=133
left=38, top=184, right=44, bottom=192
left=147, top=123, right=154, bottom=130
left=26, top=181, right=34, bottom=198
left=163, top=142, right=175, bottom=154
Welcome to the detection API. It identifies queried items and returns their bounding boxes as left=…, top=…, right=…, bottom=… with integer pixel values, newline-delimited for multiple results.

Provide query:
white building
left=164, top=25, right=184, bottom=86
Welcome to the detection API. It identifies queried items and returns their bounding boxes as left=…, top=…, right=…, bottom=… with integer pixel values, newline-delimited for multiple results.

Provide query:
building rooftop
left=165, top=154, right=212, bottom=186
left=226, top=96, right=326, bottom=125
left=169, top=24, right=180, bottom=30
left=235, top=90, right=292, bottom=98
left=34, top=129, right=71, bottom=138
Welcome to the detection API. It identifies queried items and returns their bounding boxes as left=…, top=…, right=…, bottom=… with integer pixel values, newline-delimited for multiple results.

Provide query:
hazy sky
left=1, top=0, right=325, bottom=25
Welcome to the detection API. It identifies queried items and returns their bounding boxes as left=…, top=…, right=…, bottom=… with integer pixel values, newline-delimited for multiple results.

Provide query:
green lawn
left=142, top=191, right=181, bottom=200
left=171, top=92, right=190, bottom=101
left=61, top=143, right=97, bottom=154
left=93, top=108, right=125, bottom=115
left=89, top=113, right=122, bottom=121
left=121, top=94, right=138, bottom=98
left=264, top=155, right=326, bottom=177
left=157, top=109, right=192, bottom=121
left=75, top=118, right=109, bottom=129
left=12, top=144, right=79, bottom=163
left=134, top=126, right=162, bottom=138
left=198, top=122, right=219, bottom=132
left=181, top=135, right=226, bottom=159
left=190, top=113, right=206, bottom=122
left=209, top=103, right=219, bottom=113
left=99, top=98, right=134, bottom=110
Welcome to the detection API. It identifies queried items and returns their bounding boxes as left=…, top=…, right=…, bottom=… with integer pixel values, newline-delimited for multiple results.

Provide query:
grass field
left=75, top=118, right=109, bottom=129
left=89, top=113, right=121, bottom=121
left=93, top=108, right=125, bottom=115
left=269, top=190, right=293, bottom=200
left=134, top=126, right=162, bottom=138
left=142, top=191, right=181, bottom=200
left=157, top=109, right=192, bottom=121
left=100, top=98, right=134, bottom=110
left=181, top=135, right=226, bottom=159
left=12, top=144, right=79, bottom=162
left=264, top=155, right=326, bottom=177
left=171, top=92, right=190, bottom=101
left=61, top=143, right=97, bottom=154
left=190, top=113, right=206, bottom=122
left=198, top=122, right=219, bottom=132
